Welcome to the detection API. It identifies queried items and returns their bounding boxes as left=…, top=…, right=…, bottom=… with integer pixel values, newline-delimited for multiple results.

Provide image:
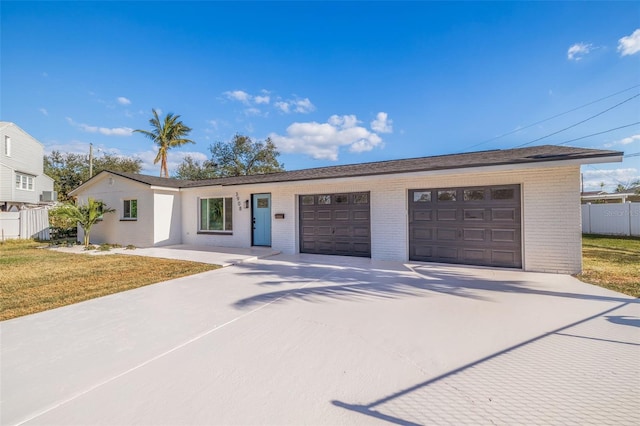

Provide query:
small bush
left=125, top=244, right=136, bottom=250
left=98, top=244, right=112, bottom=252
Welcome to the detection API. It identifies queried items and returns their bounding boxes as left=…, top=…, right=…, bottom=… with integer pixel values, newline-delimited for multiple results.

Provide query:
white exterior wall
left=75, top=174, right=155, bottom=247
left=154, top=190, right=182, bottom=246
left=181, top=165, right=582, bottom=274
left=0, top=123, right=52, bottom=205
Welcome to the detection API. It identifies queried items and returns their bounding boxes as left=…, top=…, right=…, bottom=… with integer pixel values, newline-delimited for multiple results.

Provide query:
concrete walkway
left=2, top=254, right=638, bottom=425
left=50, top=244, right=280, bottom=266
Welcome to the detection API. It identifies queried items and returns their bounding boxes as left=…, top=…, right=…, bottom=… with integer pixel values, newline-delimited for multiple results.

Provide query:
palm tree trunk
left=161, top=155, right=168, bottom=177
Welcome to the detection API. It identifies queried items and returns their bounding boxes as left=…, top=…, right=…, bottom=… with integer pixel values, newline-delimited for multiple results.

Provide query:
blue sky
left=2, top=1, right=639, bottom=191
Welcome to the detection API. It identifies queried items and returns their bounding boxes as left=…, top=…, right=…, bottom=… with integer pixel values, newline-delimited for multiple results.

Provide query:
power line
left=466, top=83, right=640, bottom=150
left=624, top=152, right=640, bottom=158
left=514, top=93, right=640, bottom=148
left=554, top=121, right=640, bottom=146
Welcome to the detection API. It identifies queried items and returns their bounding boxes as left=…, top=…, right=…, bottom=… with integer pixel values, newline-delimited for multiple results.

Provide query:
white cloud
left=567, top=42, right=593, bottom=61
left=274, top=98, right=316, bottom=114
left=117, top=96, right=131, bottom=105
left=223, top=89, right=315, bottom=114
left=274, top=101, right=290, bottom=113
left=618, top=29, right=640, bottom=56
left=604, top=133, right=640, bottom=148
left=224, top=90, right=251, bottom=104
left=39, top=108, right=48, bottom=116
left=370, top=112, right=393, bottom=133
left=269, top=114, right=385, bottom=161
left=582, top=167, right=639, bottom=191
left=66, top=117, right=133, bottom=136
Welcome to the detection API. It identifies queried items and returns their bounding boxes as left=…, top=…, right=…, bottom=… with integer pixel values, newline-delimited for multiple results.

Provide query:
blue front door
left=252, top=193, right=271, bottom=246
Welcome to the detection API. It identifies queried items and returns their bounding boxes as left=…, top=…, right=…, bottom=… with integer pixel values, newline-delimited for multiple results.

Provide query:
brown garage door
left=409, top=185, right=522, bottom=268
left=299, top=192, right=371, bottom=257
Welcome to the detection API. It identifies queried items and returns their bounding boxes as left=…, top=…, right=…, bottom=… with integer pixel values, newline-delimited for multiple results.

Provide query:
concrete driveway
left=2, top=254, right=639, bottom=425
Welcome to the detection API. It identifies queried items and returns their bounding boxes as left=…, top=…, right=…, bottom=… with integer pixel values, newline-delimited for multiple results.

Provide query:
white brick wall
left=180, top=164, right=581, bottom=274
left=76, top=164, right=584, bottom=274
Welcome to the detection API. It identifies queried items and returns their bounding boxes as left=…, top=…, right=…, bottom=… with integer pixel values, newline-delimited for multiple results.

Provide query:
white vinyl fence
left=581, top=203, right=640, bottom=237
left=0, top=208, right=50, bottom=241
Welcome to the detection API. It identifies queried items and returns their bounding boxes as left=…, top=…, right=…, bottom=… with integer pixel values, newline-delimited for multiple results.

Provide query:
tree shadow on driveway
left=231, top=257, right=637, bottom=309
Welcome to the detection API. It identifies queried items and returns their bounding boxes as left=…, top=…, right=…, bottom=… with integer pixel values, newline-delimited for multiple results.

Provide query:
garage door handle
left=332, top=227, right=335, bottom=234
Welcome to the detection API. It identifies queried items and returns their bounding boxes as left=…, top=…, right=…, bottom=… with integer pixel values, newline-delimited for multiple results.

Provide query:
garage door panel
left=437, top=209, right=457, bottom=220
left=414, top=210, right=433, bottom=221
left=436, top=246, right=458, bottom=260
left=492, top=250, right=517, bottom=266
left=334, top=210, right=349, bottom=220
left=436, top=228, right=457, bottom=241
left=353, top=226, right=370, bottom=237
left=300, top=192, right=370, bottom=257
left=492, top=229, right=517, bottom=243
left=413, top=228, right=433, bottom=240
left=462, top=248, right=486, bottom=262
left=409, top=185, right=521, bottom=268
left=463, top=228, right=486, bottom=241
left=353, top=210, right=369, bottom=221
left=464, top=209, right=486, bottom=220
left=492, top=208, right=516, bottom=221
left=301, top=211, right=315, bottom=220
left=317, top=210, right=332, bottom=220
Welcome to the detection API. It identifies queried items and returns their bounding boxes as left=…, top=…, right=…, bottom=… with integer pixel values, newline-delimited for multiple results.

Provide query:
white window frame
left=15, top=173, right=34, bottom=191
left=199, top=197, right=233, bottom=233
left=122, top=199, right=138, bottom=220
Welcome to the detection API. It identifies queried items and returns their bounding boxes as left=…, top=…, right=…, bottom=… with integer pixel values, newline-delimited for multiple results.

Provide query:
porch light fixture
left=245, top=200, right=249, bottom=209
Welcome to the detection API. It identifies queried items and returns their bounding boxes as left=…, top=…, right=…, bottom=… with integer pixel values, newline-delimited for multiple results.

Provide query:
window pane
left=224, top=198, right=233, bottom=231
left=353, top=193, right=369, bottom=204
left=438, top=190, right=457, bottom=201
left=318, top=195, right=331, bottom=205
left=492, top=188, right=515, bottom=200
left=257, top=198, right=269, bottom=208
left=335, top=195, right=348, bottom=204
left=413, top=191, right=431, bottom=202
left=200, top=199, right=208, bottom=230
left=15, top=174, right=21, bottom=189
left=301, top=195, right=314, bottom=205
left=464, top=190, right=484, bottom=201
left=27, top=177, right=33, bottom=190
left=209, top=198, right=223, bottom=230
left=124, top=200, right=131, bottom=217
left=131, top=200, right=137, bottom=218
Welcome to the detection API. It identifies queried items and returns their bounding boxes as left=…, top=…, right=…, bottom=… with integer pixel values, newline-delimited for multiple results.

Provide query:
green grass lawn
left=578, top=234, right=640, bottom=298
left=0, top=240, right=220, bottom=321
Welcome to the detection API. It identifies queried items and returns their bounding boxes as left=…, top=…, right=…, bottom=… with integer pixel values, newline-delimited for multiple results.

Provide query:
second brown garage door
left=299, top=192, right=371, bottom=257
left=409, top=185, right=522, bottom=268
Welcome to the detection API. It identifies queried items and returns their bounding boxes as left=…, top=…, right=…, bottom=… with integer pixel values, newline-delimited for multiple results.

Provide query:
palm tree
left=134, top=109, right=194, bottom=177
left=51, top=198, right=115, bottom=247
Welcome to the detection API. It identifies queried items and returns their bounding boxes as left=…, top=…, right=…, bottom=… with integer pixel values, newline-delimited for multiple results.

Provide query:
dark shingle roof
left=102, top=145, right=622, bottom=189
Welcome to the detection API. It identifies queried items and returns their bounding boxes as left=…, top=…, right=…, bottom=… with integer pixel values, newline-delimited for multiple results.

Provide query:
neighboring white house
left=0, top=122, right=55, bottom=211
left=69, top=144, right=623, bottom=274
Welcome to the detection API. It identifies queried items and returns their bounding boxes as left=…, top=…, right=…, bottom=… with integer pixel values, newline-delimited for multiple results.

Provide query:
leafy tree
left=45, top=151, right=141, bottom=201
left=50, top=198, right=115, bottom=247
left=615, top=180, right=640, bottom=193
left=134, top=109, right=194, bottom=177
left=173, top=155, right=218, bottom=180
left=209, top=134, right=284, bottom=177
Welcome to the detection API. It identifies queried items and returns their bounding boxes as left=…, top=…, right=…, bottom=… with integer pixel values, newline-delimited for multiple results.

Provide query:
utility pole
left=89, top=143, right=94, bottom=178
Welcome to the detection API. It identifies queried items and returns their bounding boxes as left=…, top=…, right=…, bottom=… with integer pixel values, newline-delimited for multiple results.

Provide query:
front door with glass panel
left=252, top=193, right=271, bottom=246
